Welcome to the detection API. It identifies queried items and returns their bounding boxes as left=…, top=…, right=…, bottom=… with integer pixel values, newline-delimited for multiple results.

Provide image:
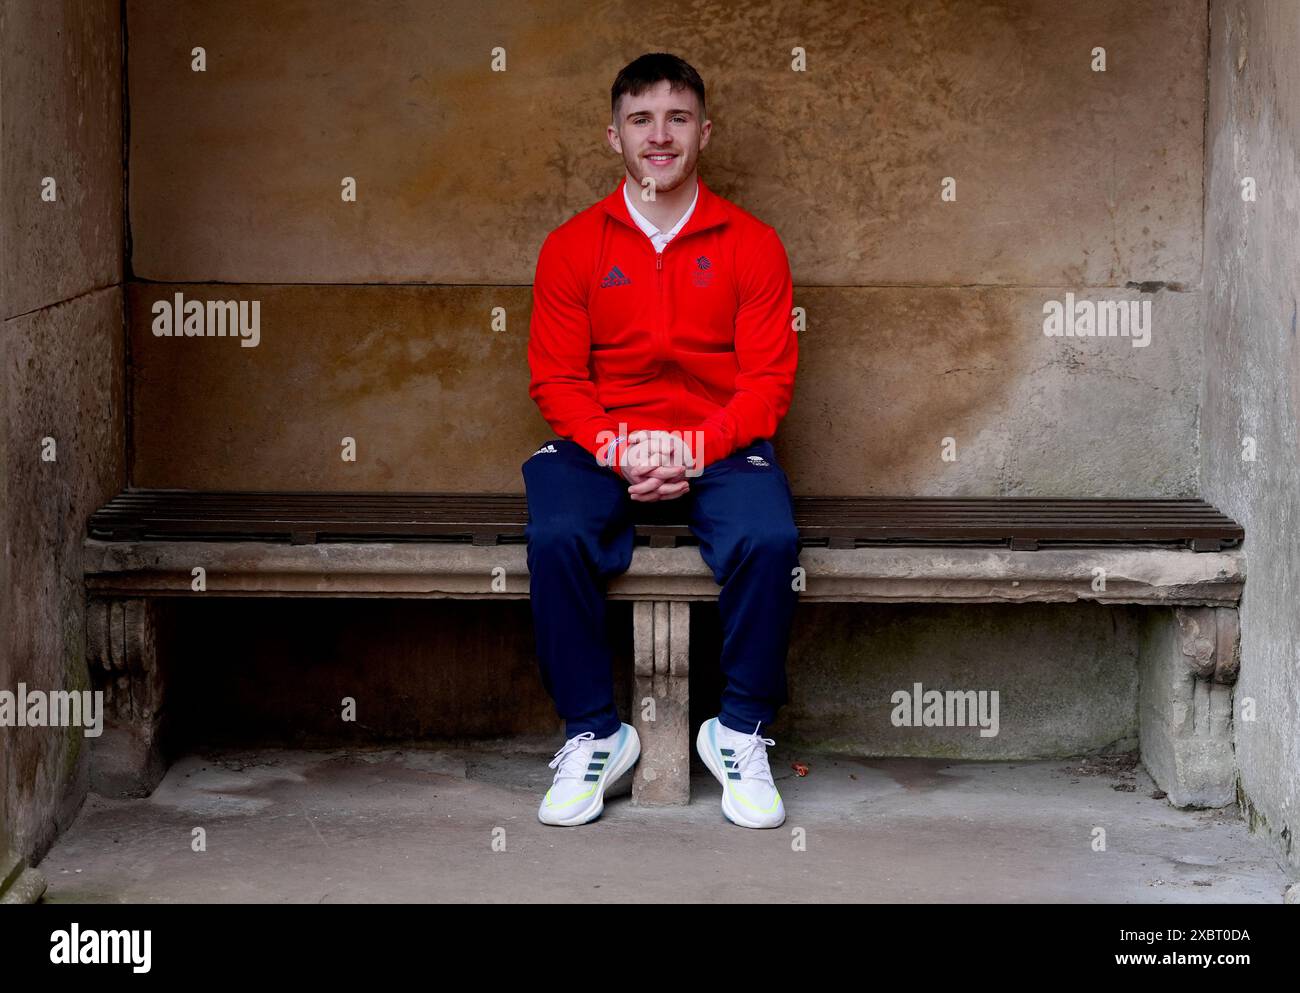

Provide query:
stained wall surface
left=0, top=0, right=126, bottom=863
left=124, top=0, right=1208, bottom=496
left=1202, top=0, right=1300, bottom=872
left=156, top=598, right=1138, bottom=762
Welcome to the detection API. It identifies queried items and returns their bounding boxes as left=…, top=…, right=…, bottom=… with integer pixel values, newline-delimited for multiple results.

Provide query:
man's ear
left=607, top=95, right=622, bottom=150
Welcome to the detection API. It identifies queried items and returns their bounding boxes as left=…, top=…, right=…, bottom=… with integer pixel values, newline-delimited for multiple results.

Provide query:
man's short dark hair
left=611, top=53, right=707, bottom=123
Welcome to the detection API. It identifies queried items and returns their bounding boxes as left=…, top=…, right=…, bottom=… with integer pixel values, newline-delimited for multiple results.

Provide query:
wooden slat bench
left=87, top=491, right=1243, bottom=550
left=83, top=490, right=1246, bottom=810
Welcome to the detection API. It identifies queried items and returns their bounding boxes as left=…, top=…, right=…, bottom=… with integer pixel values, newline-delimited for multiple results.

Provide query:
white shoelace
left=548, top=731, right=596, bottom=783
left=729, top=724, right=777, bottom=786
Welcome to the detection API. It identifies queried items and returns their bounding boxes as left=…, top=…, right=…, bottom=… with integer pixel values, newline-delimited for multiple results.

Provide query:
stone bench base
left=1139, top=606, right=1240, bottom=807
left=83, top=541, right=1246, bottom=808
left=631, top=601, right=691, bottom=806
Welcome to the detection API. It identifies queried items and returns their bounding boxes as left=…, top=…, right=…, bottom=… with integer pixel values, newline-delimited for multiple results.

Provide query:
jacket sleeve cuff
left=578, top=421, right=628, bottom=475
left=687, top=423, right=736, bottom=472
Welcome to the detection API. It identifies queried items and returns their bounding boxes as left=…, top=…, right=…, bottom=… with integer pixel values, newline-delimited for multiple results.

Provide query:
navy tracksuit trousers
left=521, top=436, right=802, bottom=741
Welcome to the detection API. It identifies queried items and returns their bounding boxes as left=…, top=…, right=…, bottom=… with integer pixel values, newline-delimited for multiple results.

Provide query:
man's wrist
left=602, top=434, right=628, bottom=472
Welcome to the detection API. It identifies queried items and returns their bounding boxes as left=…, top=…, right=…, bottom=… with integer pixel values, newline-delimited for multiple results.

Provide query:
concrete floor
left=37, top=742, right=1292, bottom=903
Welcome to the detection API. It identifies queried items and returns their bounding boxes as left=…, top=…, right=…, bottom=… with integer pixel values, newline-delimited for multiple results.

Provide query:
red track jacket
left=527, top=176, right=797, bottom=472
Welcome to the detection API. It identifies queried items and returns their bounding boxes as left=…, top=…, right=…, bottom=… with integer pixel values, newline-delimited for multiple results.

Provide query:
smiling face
left=607, top=79, right=711, bottom=196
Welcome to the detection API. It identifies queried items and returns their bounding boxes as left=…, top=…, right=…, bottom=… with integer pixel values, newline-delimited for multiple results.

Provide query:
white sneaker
left=696, top=717, right=786, bottom=829
left=538, top=723, right=641, bottom=826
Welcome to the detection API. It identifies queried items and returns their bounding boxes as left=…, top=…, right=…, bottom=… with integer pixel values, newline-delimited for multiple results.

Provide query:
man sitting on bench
left=522, top=53, right=801, bottom=829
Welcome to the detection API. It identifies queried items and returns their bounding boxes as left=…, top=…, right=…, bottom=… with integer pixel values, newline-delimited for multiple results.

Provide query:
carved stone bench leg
left=631, top=601, right=691, bottom=806
left=1138, top=606, right=1239, bottom=808
left=87, top=597, right=167, bottom=797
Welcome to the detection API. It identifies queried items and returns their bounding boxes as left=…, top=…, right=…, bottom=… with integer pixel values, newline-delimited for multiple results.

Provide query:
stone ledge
left=84, top=539, right=1244, bottom=606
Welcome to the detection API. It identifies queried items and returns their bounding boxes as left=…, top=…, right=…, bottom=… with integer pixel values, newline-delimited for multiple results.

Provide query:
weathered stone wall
left=1202, top=0, right=1300, bottom=872
left=124, top=0, right=1207, bottom=497
left=156, top=598, right=1138, bottom=761
left=0, top=0, right=125, bottom=866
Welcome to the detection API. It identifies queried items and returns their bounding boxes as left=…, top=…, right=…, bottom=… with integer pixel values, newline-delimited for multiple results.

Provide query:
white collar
left=623, top=177, right=699, bottom=242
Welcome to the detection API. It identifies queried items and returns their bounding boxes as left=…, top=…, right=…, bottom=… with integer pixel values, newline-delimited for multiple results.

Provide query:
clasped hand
left=615, top=430, right=696, bottom=502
